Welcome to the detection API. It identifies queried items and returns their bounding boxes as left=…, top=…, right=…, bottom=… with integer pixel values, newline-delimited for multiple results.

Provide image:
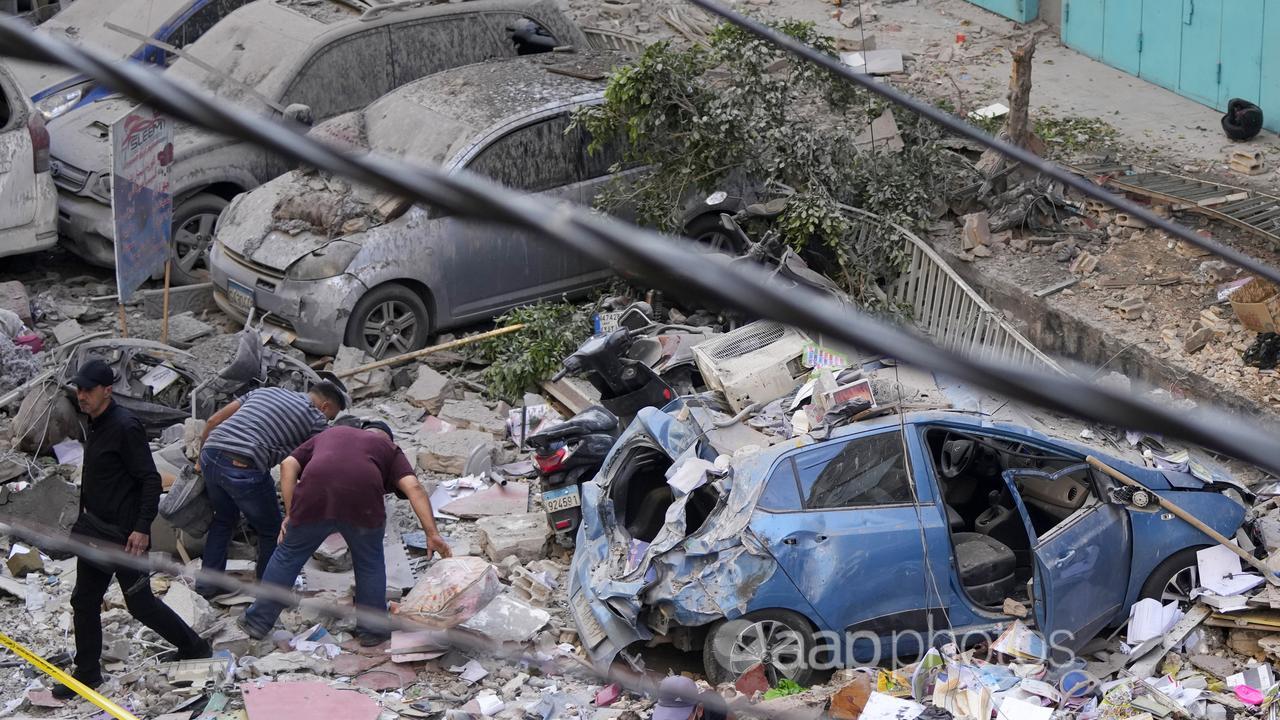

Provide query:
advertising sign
left=111, top=106, right=174, bottom=303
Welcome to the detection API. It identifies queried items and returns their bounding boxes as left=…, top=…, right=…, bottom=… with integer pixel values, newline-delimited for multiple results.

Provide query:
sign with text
left=111, top=106, right=174, bottom=303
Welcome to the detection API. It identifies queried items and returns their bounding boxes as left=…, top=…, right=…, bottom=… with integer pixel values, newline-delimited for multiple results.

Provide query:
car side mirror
left=284, top=103, right=314, bottom=127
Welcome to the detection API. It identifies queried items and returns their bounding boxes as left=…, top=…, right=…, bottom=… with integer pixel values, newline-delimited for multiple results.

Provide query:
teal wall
left=1058, top=0, right=1278, bottom=132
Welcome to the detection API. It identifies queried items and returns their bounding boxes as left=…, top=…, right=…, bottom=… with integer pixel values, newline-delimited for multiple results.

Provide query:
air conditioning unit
left=693, top=321, right=812, bottom=413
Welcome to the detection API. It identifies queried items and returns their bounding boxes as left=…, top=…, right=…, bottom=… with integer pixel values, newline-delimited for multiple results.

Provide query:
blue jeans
left=196, top=447, right=282, bottom=595
left=243, top=520, right=387, bottom=636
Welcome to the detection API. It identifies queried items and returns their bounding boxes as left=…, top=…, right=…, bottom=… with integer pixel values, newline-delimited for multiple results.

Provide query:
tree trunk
left=977, top=35, right=1041, bottom=178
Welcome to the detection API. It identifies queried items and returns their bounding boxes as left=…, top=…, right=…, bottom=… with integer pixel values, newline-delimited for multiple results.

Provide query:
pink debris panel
left=241, top=681, right=380, bottom=720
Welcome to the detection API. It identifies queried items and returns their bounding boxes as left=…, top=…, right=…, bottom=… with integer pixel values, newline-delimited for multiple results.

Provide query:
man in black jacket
left=54, top=359, right=209, bottom=699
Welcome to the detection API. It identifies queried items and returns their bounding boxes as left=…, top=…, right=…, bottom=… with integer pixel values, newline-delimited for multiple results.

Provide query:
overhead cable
left=1, top=20, right=1278, bottom=475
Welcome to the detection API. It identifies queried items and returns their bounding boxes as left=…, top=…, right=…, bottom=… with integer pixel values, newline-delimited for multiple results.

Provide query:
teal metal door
left=1102, top=0, right=1142, bottom=74
left=1217, top=0, right=1264, bottom=110
left=1263, top=1, right=1280, bottom=132
left=966, top=0, right=1041, bottom=22
left=1177, top=0, right=1223, bottom=107
left=1138, top=0, right=1183, bottom=90
left=1063, top=0, right=1106, bottom=59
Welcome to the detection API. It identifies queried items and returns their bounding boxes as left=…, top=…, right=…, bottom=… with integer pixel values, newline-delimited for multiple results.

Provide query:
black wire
left=3, top=19, right=1280, bottom=476
left=686, top=0, right=1280, bottom=289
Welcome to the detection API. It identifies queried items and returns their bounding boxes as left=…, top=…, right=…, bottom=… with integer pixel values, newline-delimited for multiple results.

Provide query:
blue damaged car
left=568, top=372, right=1250, bottom=684
left=10, top=0, right=254, bottom=120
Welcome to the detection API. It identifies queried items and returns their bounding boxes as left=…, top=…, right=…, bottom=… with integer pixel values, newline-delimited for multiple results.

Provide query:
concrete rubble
left=5, top=0, right=1280, bottom=718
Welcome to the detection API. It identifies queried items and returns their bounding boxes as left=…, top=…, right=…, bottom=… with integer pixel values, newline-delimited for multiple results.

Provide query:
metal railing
left=860, top=209, right=1066, bottom=375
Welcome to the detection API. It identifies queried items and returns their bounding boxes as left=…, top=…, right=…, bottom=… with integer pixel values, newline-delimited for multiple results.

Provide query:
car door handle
left=814, top=534, right=829, bottom=543
left=782, top=537, right=798, bottom=545
left=1055, top=549, right=1076, bottom=566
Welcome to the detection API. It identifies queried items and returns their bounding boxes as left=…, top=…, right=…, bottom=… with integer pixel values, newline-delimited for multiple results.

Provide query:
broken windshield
left=164, top=3, right=312, bottom=106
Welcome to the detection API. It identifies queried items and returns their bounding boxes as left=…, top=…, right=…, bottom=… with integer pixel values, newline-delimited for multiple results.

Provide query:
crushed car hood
left=215, top=169, right=412, bottom=271
left=579, top=403, right=810, bottom=632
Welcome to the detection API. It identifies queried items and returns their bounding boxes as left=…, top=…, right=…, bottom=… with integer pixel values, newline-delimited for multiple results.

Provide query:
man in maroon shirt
left=238, top=418, right=450, bottom=645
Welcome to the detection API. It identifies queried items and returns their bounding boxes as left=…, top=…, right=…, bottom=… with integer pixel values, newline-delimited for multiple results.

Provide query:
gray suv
left=209, top=53, right=659, bottom=358
left=46, top=0, right=590, bottom=283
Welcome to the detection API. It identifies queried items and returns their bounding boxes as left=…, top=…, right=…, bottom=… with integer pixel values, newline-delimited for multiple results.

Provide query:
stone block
left=0, top=281, right=31, bottom=325
left=961, top=212, right=990, bottom=251
left=406, top=365, right=455, bottom=414
left=438, top=399, right=507, bottom=436
left=163, top=582, right=212, bottom=632
left=476, top=514, right=548, bottom=564
left=417, top=429, right=496, bottom=475
left=332, top=345, right=390, bottom=400
left=1184, top=325, right=1216, bottom=354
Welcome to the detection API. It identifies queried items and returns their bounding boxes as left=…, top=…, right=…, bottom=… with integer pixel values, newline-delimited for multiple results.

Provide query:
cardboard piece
left=241, top=681, right=379, bottom=720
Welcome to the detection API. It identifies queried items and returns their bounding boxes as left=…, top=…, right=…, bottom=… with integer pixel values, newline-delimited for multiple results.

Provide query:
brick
left=961, top=212, right=990, bottom=251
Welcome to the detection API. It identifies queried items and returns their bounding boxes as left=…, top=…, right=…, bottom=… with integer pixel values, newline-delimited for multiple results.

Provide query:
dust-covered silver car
left=46, top=0, right=590, bottom=284
left=209, top=52, right=673, bottom=357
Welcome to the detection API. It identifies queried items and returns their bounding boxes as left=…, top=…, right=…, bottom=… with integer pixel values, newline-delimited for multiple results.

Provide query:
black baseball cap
left=362, top=420, right=394, bottom=440
left=69, top=359, right=116, bottom=390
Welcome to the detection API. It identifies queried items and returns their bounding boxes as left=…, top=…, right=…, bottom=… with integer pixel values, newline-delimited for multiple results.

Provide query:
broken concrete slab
left=417, top=429, right=497, bottom=475
left=51, top=318, right=85, bottom=346
left=313, top=533, right=351, bottom=572
left=246, top=651, right=332, bottom=676
left=438, top=399, right=507, bottom=436
left=406, top=365, right=455, bottom=414
left=332, top=345, right=391, bottom=400
left=839, top=48, right=903, bottom=75
left=164, top=582, right=212, bottom=632
left=6, top=544, right=44, bottom=577
left=1184, top=325, right=1216, bottom=354
left=141, top=283, right=216, bottom=320
left=459, top=594, right=550, bottom=644
left=476, top=513, right=548, bottom=564
left=165, top=312, right=216, bottom=346
left=438, top=482, right=529, bottom=519
left=241, top=681, right=378, bottom=720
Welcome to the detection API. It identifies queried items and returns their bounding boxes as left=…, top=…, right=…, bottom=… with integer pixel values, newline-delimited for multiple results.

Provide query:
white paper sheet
left=861, top=692, right=925, bottom=720
left=1127, top=597, right=1183, bottom=644
left=996, top=697, right=1054, bottom=720
left=1197, top=545, right=1265, bottom=596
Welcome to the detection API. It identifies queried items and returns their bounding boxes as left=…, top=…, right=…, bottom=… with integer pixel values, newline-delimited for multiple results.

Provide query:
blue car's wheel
left=1139, top=547, right=1205, bottom=605
left=703, top=609, right=816, bottom=687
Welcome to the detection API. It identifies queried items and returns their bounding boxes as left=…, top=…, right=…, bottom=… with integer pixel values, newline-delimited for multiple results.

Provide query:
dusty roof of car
left=168, top=0, right=577, bottom=103
left=359, top=51, right=625, bottom=163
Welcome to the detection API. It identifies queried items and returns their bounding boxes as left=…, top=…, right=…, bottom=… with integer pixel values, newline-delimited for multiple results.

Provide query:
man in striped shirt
left=194, top=381, right=346, bottom=598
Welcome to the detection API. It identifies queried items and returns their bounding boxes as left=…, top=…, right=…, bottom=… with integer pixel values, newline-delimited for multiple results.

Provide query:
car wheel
left=703, top=609, right=816, bottom=687
left=344, top=283, right=430, bottom=360
left=684, top=213, right=744, bottom=255
left=1139, top=547, right=1206, bottom=605
left=171, top=193, right=228, bottom=285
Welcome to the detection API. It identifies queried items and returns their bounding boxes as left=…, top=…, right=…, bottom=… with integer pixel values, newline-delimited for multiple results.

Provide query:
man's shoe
left=235, top=615, right=268, bottom=641
left=176, top=639, right=213, bottom=661
left=356, top=631, right=390, bottom=648
left=51, top=672, right=102, bottom=700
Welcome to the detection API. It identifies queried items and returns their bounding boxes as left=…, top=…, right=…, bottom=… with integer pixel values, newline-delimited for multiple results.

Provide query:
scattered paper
left=839, top=49, right=904, bottom=75
left=290, top=624, right=341, bottom=659
left=997, top=697, right=1054, bottom=720
left=450, top=659, right=489, bottom=684
left=52, top=438, right=83, bottom=467
left=861, top=691, right=925, bottom=720
left=969, top=103, right=1009, bottom=120
left=666, top=458, right=716, bottom=495
left=1127, top=598, right=1183, bottom=644
left=140, top=364, right=180, bottom=392
left=1197, top=545, right=1264, bottom=597
left=993, top=621, right=1047, bottom=660
left=1226, top=664, right=1274, bottom=691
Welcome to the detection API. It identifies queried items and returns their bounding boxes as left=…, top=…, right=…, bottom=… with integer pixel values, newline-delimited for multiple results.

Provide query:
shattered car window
left=167, top=0, right=255, bottom=53
left=798, top=431, right=914, bottom=509
left=388, top=15, right=508, bottom=87
left=467, top=113, right=576, bottom=192
left=282, top=28, right=393, bottom=120
left=758, top=460, right=803, bottom=512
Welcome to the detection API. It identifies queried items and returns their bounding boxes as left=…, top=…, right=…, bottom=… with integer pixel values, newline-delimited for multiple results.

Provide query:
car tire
left=684, top=213, right=745, bottom=255
left=170, top=193, right=228, bottom=285
left=702, top=609, right=817, bottom=687
left=344, top=283, right=431, bottom=360
left=1139, top=546, right=1207, bottom=605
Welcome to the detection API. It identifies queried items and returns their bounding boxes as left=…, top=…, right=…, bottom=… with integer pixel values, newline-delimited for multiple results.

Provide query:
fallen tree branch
left=336, top=324, right=526, bottom=379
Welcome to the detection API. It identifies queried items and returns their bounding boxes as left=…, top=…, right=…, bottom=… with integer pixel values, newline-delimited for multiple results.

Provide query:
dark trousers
left=243, top=520, right=387, bottom=636
left=69, top=553, right=204, bottom=677
left=196, top=447, right=282, bottom=595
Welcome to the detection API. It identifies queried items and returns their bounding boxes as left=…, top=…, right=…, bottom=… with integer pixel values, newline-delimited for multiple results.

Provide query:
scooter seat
left=528, top=406, right=618, bottom=444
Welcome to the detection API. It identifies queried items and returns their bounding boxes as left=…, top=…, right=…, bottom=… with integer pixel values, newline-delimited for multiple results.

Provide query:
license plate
left=572, top=591, right=608, bottom=648
left=542, top=484, right=581, bottom=512
left=226, top=278, right=255, bottom=314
